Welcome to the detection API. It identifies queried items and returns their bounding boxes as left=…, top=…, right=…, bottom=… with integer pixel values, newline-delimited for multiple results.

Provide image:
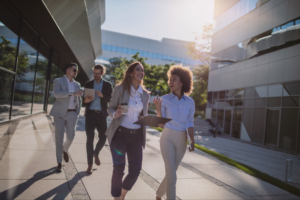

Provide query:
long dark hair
left=118, top=61, right=147, bottom=95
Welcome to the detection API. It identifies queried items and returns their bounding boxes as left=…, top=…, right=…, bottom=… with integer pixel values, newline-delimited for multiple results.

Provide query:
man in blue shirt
left=83, top=64, right=113, bottom=174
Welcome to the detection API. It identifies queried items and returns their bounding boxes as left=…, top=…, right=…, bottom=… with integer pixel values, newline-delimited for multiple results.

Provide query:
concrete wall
left=209, top=0, right=300, bottom=92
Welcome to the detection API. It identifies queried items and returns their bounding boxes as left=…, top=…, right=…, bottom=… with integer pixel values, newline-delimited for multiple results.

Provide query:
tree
left=186, top=23, right=212, bottom=111
left=104, top=53, right=171, bottom=95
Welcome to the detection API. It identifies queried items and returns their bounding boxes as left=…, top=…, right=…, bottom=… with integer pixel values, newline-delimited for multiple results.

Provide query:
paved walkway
left=193, top=119, right=300, bottom=189
left=0, top=111, right=299, bottom=199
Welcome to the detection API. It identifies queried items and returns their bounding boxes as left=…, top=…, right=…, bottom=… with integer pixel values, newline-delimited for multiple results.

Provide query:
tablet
left=133, top=116, right=172, bottom=127
left=84, top=88, right=95, bottom=98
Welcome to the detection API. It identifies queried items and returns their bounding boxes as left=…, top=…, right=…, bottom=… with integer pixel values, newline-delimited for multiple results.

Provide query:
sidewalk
left=0, top=111, right=299, bottom=199
left=193, top=119, right=300, bottom=189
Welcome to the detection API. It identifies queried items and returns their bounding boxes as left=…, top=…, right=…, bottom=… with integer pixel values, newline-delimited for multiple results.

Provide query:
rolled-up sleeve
left=187, top=101, right=195, bottom=128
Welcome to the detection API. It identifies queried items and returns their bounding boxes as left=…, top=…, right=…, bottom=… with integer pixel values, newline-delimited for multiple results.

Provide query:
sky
left=101, top=0, right=215, bottom=42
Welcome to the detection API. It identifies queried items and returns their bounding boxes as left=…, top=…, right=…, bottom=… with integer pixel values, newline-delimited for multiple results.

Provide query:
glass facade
left=208, top=81, right=300, bottom=153
left=214, top=0, right=269, bottom=33
left=0, top=13, right=64, bottom=121
left=211, top=18, right=300, bottom=70
left=101, top=44, right=201, bottom=66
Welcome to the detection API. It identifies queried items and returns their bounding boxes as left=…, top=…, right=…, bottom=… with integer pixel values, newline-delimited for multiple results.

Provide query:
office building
left=206, top=0, right=300, bottom=153
left=0, top=0, right=105, bottom=123
left=97, top=30, right=201, bottom=68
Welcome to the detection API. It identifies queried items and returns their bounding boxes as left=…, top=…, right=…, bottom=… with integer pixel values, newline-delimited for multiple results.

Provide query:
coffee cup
left=120, top=103, right=128, bottom=114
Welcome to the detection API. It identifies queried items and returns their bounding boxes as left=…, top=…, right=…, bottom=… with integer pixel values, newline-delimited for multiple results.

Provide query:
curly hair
left=167, top=65, right=193, bottom=95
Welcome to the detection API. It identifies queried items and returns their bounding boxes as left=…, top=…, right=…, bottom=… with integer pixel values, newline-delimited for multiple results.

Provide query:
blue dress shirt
left=161, top=92, right=195, bottom=131
left=89, top=79, right=103, bottom=111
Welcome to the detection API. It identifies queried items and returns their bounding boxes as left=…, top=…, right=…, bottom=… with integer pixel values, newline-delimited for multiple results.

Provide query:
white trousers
left=156, top=127, right=187, bottom=200
left=53, top=111, right=78, bottom=163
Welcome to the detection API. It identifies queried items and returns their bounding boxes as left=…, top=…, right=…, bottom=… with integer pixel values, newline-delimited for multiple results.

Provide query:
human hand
left=96, top=91, right=103, bottom=98
left=115, top=105, right=125, bottom=119
left=158, top=123, right=165, bottom=128
left=84, top=94, right=94, bottom=103
left=153, top=95, right=162, bottom=109
left=73, top=90, right=83, bottom=97
left=189, top=142, right=195, bottom=152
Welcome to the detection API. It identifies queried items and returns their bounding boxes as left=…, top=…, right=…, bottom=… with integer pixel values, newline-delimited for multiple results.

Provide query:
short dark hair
left=167, top=65, right=194, bottom=95
left=65, top=63, right=78, bottom=73
left=92, top=64, right=106, bottom=74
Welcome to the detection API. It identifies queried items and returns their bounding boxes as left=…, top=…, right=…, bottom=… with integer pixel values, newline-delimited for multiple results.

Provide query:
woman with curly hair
left=106, top=61, right=150, bottom=200
left=153, top=65, right=195, bottom=200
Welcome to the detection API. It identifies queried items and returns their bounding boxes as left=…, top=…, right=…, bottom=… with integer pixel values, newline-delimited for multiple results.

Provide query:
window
left=12, top=21, right=39, bottom=118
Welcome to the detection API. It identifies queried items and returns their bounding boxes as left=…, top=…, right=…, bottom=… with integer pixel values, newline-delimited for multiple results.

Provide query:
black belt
left=89, top=109, right=102, bottom=113
left=67, top=109, right=76, bottom=112
left=118, top=126, right=142, bottom=134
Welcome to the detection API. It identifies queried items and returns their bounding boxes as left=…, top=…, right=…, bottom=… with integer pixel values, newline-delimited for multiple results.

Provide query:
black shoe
left=63, top=151, right=69, bottom=163
left=56, top=163, right=62, bottom=173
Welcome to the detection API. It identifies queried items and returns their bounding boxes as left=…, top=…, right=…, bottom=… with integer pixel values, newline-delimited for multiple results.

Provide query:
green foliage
left=104, top=53, right=171, bottom=95
left=186, top=23, right=213, bottom=111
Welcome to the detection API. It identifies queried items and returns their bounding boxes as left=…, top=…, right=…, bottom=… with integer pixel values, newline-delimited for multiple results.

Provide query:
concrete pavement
left=193, top=119, right=300, bottom=189
left=0, top=111, right=299, bottom=199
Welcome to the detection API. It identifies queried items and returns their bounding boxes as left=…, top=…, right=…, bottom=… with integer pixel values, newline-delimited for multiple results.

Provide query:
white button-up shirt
left=65, top=75, right=76, bottom=109
left=120, top=85, right=144, bottom=129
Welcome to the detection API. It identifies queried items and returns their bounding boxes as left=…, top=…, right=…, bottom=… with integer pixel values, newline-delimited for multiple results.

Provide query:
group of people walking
left=49, top=61, right=195, bottom=200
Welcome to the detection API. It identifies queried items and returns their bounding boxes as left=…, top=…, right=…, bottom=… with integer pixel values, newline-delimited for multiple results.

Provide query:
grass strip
left=150, top=127, right=300, bottom=197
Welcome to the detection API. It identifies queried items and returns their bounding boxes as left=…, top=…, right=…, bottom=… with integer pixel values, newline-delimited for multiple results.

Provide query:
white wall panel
left=285, top=44, right=300, bottom=59
left=246, top=57, right=258, bottom=69
left=257, top=54, right=270, bottom=66
left=235, top=69, right=246, bottom=89
left=255, top=63, right=270, bottom=85
left=272, top=1, right=288, bottom=27
left=287, top=0, right=300, bottom=21
left=268, top=60, right=285, bottom=83
left=244, top=67, right=256, bottom=86
left=270, top=48, right=285, bottom=62
left=283, top=55, right=300, bottom=82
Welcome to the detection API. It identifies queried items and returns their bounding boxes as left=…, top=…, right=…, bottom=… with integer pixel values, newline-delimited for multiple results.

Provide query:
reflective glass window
left=0, top=70, right=14, bottom=121
left=213, top=91, right=219, bottom=100
left=279, top=108, right=298, bottom=151
left=212, top=108, right=217, bottom=123
left=0, top=21, right=18, bottom=71
left=241, top=108, right=253, bottom=141
left=225, top=89, right=234, bottom=99
left=232, top=108, right=242, bottom=139
left=234, top=99, right=243, bottom=107
left=243, top=99, right=254, bottom=107
left=32, top=40, right=49, bottom=113
left=283, top=81, right=300, bottom=96
left=268, top=84, right=283, bottom=97
left=255, top=98, right=267, bottom=107
left=219, top=91, right=226, bottom=99
left=255, top=85, right=268, bottom=97
left=225, top=100, right=234, bottom=108
left=252, top=108, right=266, bottom=144
left=282, top=96, right=299, bottom=107
left=267, top=97, right=281, bottom=107
left=12, top=21, right=39, bottom=118
left=217, top=109, right=224, bottom=131
left=234, top=89, right=244, bottom=98
left=244, top=87, right=255, bottom=98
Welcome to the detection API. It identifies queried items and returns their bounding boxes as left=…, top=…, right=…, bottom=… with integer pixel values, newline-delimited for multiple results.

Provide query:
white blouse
left=120, top=85, right=144, bottom=129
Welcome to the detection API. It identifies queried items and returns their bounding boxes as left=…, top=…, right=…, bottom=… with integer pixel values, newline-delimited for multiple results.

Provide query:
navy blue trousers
left=110, top=126, right=143, bottom=197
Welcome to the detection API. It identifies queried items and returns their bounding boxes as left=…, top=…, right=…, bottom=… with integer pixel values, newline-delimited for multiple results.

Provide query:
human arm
left=187, top=101, right=196, bottom=151
left=53, top=78, right=77, bottom=98
left=101, top=82, right=113, bottom=103
left=107, top=85, right=123, bottom=118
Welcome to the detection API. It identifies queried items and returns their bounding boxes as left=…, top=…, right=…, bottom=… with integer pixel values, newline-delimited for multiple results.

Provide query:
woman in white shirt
left=106, top=61, right=150, bottom=200
left=153, top=65, right=195, bottom=200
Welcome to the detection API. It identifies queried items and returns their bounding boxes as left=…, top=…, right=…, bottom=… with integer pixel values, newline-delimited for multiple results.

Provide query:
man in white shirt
left=49, top=63, right=83, bottom=172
